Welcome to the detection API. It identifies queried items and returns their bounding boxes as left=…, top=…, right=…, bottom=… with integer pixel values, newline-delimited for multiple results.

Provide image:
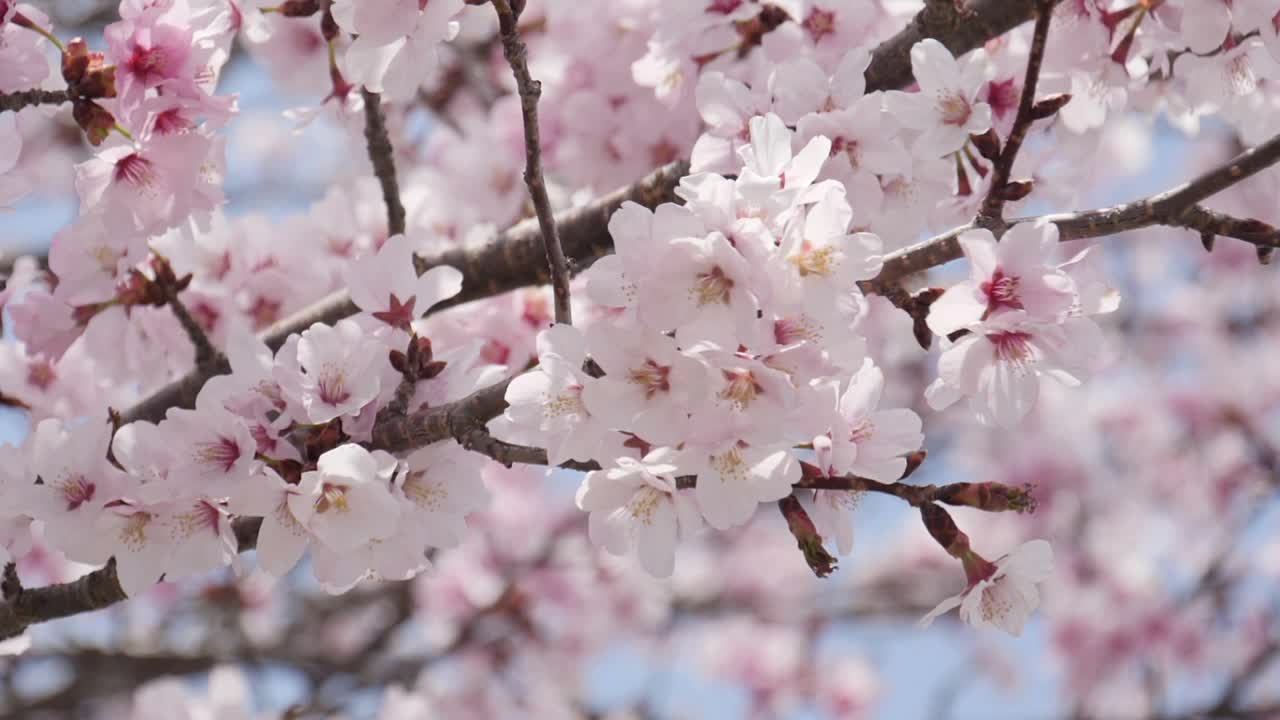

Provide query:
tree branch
left=866, top=129, right=1280, bottom=292
left=491, top=0, right=572, bottom=326
left=360, top=88, right=407, bottom=239
left=977, top=0, right=1055, bottom=222
left=0, top=89, right=70, bottom=114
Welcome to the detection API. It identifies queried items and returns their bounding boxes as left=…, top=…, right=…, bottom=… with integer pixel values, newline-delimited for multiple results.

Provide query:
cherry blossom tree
left=1, top=0, right=1279, bottom=717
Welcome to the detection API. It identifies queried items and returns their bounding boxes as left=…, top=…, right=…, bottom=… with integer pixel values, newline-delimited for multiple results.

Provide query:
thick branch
left=863, top=0, right=1063, bottom=93
left=867, top=129, right=1280, bottom=291
left=977, top=0, right=1054, bottom=221
left=491, top=0, right=572, bottom=326
left=0, top=89, right=70, bottom=114
left=360, top=88, right=407, bottom=238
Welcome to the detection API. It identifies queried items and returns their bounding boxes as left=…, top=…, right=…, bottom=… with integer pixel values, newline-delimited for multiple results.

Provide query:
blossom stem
left=977, top=0, right=1055, bottom=223
left=490, top=0, right=573, bottom=326
left=359, top=89, right=407, bottom=241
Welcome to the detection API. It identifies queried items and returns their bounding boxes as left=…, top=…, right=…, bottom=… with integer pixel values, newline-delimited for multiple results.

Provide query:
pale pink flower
left=274, top=319, right=384, bottom=424
left=587, top=200, right=707, bottom=312
left=8, top=291, right=84, bottom=361
left=580, top=321, right=711, bottom=446
left=25, top=419, right=131, bottom=565
left=885, top=39, right=992, bottom=158
left=333, top=0, right=465, bottom=101
left=158, top=405, right=258, bottom=491
left=926, top=221, right=1077, bottom=337
left=682, top=442, right=799, bottom=530
left=925, top=313, right=1107, bottom=428
left=689, top=71, right=772, bottom=174
left=575, top=450, right=701, bottom=577
left=287, top=444, right=402, bottom=552
left=920, top=539, right=1054, bottom=636
left=397, top=442, right=489, bottom=550
left=96, top=495, right=237, bottom=596
left=815, top=359, right=923, bottom=482
left=777, top=185, right=883, bottom=307
left=230, top=467, right=309, bottom=578
left=489, top=324, right=616, bottom=465
left=768, top=48, right=870, bottom=123
left=346, top=233, right=463, bottom=330
left=637, top=231, right=759, bottom=349
left=74, top=131, right=223, bottom=236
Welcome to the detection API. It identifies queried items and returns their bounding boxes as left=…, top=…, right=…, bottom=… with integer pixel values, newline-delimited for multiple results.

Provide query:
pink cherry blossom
left=346, top=233, right=464, bottom=331
left=274, top=319, right=384, bottom=424
left=575, top=450, right=701, bottom=577
left=926, top=221, right=1077, bottom=338
left=287, top=444, right=402, bottom=552
left=920, top=539, right=1054, bottom=636
left=885, top=39, right=993, bottom=158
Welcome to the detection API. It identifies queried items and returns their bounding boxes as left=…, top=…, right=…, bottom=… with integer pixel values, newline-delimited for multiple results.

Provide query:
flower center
left=628, top=486, right=663, bottom=525
left=316, top=484, right=350, bottom=514
left=27, top=359, right=56, bottom=390
left=628, top=359, right=672, bottom=399
left=981, top=268, right=1023, bottom=313
left=58, top=475, right=96, bottom=511
left=937, top=92, right=972, bottom=125
left=317, top=364, right=352, bottom=406
left=692, top=265, right=734, bottom=306
left=791, top=244, right=838, bottom=277
left=802, top=8, right=835, bottom=42
left=719, top=369, right=763, bottom=410
left=113, top=152, right=157, bottom=189
left=194, top=435, right=242, bottom=473
left=545, top=385, right=586, bottom=418
left=990, top=331, right=1035, bottom=366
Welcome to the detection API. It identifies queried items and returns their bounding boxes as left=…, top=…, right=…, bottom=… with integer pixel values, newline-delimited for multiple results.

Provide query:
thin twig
left=490, top=0, right=573, bottom=326
left=978, top=0, right=1054, bottom=222
left=167, top=294, right=220, bottom=369
left=360, top=88, right=407, bottom=239
left=0, top=88, right=70, bottom=114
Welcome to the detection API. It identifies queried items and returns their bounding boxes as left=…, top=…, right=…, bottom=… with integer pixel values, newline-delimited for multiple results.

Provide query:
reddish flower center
left=719, top=369, right=764, bottom=409
left=195, top=435, right=242, bottom=473
left=802, top=8, right=836, bottom=42
left=706, top=0, right=743, bottom=14
left=317, top=366, right=352, bottom=406
left=693, top=266, right=734, bottom=306
left=27, top=359, right=56, bottom=390
left=989, top=331, right=1035, bottom=365
left=59, top=475, right=96, bottom=511
left=628, top=359, right=672, bottom=399
left=937, top=92, right=972, bottom=126
left=113, top=152, right=157, bottom=189
left=981, top=268, right=1023, bottom=313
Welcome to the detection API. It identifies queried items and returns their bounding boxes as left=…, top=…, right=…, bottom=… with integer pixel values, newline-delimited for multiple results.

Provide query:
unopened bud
left=1258, top=247, right=1274, bottom=266
left=937, top=481, right=1037, bottom=513
left=970, top=128, right=1001, bottom=162
left=62, top=38, right=90, bottom=84
left=1030, top=93, right=1072, bottom=120
left=72, top=100, right=115, bottom=147
left=77, top=65, right=117, bottom=99
left=779, top=495, right=838, bottom=578
left=996, top=180, right=1034, bottom=202
left=1200, top=231, right=1216, bottom=253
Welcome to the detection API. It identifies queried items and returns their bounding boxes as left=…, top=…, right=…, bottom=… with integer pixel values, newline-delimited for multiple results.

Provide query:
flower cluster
left=492, top=113, right=927, bottom=575
left=924, top=221, right=1119, bottom=428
